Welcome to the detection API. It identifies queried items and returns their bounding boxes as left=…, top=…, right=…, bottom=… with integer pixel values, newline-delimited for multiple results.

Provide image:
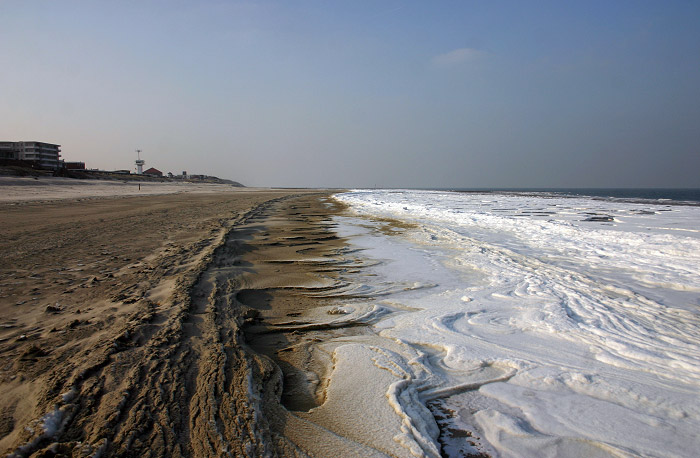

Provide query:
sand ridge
left=235, top=198, right=435, bottom=458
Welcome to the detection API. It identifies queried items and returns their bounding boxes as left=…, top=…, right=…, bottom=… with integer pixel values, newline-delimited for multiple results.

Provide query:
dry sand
left=0, top=179, right=429, bottom=457
left=0, top=177, right=252, bottom=203
left=0, top=181, right=310, bottom=455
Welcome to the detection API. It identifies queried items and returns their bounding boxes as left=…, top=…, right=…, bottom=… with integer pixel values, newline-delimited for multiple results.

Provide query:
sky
left=1, top=0, right=699, bottom=188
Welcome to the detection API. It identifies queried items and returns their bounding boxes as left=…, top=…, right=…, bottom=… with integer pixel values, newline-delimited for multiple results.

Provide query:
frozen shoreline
left=328, top=189, right=700, bottom=457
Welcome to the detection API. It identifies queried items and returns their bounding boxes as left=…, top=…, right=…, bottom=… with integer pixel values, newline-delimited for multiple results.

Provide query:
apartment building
left=0, top=141, right=61, bottom=169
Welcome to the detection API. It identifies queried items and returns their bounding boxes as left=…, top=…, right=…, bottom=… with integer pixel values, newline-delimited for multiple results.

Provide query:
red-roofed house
left=143, top=167, right=163, bottom=177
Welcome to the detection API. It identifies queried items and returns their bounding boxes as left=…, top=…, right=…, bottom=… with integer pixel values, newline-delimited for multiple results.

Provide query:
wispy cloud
left=432, top=48, right=483, bottom=67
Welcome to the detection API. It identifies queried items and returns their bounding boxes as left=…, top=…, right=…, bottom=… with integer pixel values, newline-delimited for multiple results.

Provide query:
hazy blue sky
left=2, top=0, right=699, bottom=188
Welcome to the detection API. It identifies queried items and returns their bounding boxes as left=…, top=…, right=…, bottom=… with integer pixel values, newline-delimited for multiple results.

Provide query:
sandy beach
left=3, top=2, right=697, bottom=456
left=4, top=180, right=698, bottom=458
left=0, top=180, right=369, bottom=457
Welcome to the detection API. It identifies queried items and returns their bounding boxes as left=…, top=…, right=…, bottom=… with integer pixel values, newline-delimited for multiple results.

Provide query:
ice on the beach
left=301, top=340, right=442, bottom=458
left=323, top=189, right=700, bottom=458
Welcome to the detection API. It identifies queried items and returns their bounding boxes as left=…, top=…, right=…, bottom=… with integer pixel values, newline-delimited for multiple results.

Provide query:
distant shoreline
left=0, top=164, right=243, bottom=187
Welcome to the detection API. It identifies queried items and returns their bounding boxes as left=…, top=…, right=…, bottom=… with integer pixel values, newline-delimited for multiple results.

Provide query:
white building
left=0, top=141, right=62, bottom=169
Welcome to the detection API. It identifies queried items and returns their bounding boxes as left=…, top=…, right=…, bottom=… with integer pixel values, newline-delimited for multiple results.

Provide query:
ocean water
left=328, top=189, right=700, bottom=458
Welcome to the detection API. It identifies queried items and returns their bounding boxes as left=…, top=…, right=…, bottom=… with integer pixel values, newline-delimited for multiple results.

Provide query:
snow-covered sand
left=325, top=189, right=700, bottom=457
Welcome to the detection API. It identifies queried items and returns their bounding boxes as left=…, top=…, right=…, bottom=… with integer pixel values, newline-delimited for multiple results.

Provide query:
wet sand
left=187, top=196, right=437, bottom=458
left=233, top=197, right=397, bottom=457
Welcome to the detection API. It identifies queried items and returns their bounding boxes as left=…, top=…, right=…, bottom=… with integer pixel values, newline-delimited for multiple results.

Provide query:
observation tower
left=135, top=149, right=145, bottom=174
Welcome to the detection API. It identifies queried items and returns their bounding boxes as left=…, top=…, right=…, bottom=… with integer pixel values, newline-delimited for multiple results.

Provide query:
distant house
left=65, top=161, right=86, bottom=170
left=143, top=167, right=163, bottom=177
